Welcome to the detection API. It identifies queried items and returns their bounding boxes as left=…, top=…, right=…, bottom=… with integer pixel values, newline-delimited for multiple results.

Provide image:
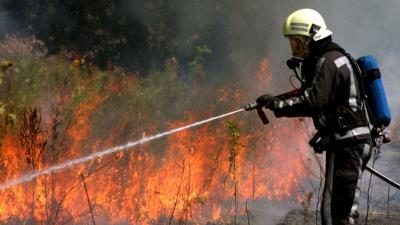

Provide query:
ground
left=278, top=142, right=400, bottom=225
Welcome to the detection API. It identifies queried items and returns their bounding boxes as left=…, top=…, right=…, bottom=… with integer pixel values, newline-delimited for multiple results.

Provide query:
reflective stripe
left=291, top=26, right=308, bottom=32
left=290, top=22, right=309, bottom=27
left=348, top=64, right=358, bottom=111
left=304, top=90, right=309, bottom=98
left=334, top=56, right=347, bottom=68
left=278, top=101, right=284, bottom=108
left=349, top=143, right=371, bottom=223
left=277, top=96, right=305, bottom=109
left=334, top=126, right=370, bottom=140
left=334, top=56, right=358, bottom=111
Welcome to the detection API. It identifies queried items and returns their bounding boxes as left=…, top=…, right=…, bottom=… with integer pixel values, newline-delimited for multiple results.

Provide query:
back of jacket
left=274, top=38, right=370, bottom=140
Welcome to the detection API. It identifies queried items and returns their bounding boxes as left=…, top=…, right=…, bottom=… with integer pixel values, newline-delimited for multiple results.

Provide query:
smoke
left=172, top=0, right=400, bottom=223
left=323, top=0, right=400, bottom=117
left=0, top=5, right=15, bottom=39
left=123, top=0, right=400, bottom=103
left=1, top=0, right=400, bottom=224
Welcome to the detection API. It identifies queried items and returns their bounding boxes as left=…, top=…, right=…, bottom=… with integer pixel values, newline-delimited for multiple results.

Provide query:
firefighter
left=256, top=9, right=372, bottom=225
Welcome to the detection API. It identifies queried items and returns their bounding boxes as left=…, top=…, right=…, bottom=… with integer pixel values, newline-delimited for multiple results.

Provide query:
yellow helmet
left=283, top=9, right=332, bottom=41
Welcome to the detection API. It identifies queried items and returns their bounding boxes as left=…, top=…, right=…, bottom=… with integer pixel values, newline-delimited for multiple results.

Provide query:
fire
left=0, top=58, right=310, bottom=224
left=256, top=58, right=273, bottom=91
left=67, top=94, right=104, bottom=158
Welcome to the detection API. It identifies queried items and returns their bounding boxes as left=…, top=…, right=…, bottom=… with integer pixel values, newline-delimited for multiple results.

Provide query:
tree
left=1, top=0, right=233, bottom=75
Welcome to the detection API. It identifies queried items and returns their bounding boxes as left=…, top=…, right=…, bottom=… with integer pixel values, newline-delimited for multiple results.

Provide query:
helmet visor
left=288, top=37, right=304, bottom=55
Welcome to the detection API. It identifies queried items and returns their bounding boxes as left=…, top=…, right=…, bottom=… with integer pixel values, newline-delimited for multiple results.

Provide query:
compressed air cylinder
left=357, top=55, right=391, bottom=127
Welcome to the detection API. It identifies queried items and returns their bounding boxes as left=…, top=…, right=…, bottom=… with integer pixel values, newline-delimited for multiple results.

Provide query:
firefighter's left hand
left=256, top=94, right=277, bottom=109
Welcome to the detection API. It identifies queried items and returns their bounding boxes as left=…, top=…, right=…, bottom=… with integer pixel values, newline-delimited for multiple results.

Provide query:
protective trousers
left=321, top=139, right=372, bottom=225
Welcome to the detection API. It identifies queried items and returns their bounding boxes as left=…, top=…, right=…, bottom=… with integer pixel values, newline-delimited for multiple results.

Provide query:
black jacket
left=273, top=37, right=370, bottom=140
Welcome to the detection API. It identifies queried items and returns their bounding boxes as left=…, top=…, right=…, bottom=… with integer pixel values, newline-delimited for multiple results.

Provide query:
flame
left=66, top=94, right=104, bottom=158
left=0, top=58, right=310, bottom=224
left=256, top=58, right=272, bottom=92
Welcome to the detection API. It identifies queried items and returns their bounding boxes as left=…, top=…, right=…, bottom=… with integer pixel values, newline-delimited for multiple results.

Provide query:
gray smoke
left=323, top=0, right=400, bottom=116
left=188, top=1, right=400, bottom=223
left=1, top=0, right=400, bottom=224
left=0, top=6, right=14, bottom=38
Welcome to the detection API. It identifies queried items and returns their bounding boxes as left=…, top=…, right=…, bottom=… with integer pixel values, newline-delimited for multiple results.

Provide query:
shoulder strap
left=343, top=52, right=378, bottom=126
left=343, top=53, right=367, bottom=100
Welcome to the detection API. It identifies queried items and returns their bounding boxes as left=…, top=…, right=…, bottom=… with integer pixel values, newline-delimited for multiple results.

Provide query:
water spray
left=0, top=108, right=244, bottom=190
left=2, top=105, right=399, bottom=191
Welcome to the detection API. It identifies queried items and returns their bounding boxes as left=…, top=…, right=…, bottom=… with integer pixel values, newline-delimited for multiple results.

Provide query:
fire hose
left=244, top=102, right=400, bottom=190
left=365, top=165, right=400, bottom=190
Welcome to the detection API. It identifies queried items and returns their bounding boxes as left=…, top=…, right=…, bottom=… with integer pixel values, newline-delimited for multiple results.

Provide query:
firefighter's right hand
left=256, top=94, right=276, bottom=108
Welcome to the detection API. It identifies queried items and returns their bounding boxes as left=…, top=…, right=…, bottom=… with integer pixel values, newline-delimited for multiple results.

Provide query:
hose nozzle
left=244, top=103, right=269, bottom=124
left=244, top=103, right=259, bottom=111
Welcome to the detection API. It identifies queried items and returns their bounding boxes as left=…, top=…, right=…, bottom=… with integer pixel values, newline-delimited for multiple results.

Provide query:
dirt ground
left=278, top=143, right=400, bottom=225
left=278, top=209, right=400, bottom=225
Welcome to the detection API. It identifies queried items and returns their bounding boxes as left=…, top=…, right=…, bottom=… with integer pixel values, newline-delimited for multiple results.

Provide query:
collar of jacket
left=308, top=36, right=345, bottom=59
left=301, top=36, right=346, bottom=86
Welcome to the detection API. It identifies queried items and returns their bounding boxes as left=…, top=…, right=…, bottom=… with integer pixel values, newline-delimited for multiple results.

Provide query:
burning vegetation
left=0, top=35, right=313, bottom=224
left=0, top=2, right=399, bottom=224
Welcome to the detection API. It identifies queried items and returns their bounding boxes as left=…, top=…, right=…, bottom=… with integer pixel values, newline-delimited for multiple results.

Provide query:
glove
left=256, top=94, right=277, bottom=109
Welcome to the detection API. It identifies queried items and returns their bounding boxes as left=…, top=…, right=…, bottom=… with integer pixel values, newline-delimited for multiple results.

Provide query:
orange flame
left=0, top=58, right=310, bottom=224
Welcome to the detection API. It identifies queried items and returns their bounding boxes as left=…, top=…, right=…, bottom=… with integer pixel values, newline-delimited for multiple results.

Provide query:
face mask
left=288, top=36, right=309, bottom=59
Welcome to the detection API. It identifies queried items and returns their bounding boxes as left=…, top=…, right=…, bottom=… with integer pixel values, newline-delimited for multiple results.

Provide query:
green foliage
left=189, top=45, right=213, bottom=77
left=0, top=35, right=190, bottom=147
left=1, top=0, right=150, bottom=70
left=1, top=1, right=233, bottom=75
left=0, top=102, right=5, bottom=115
left=225, top=120, right=240, bottom=142
left=0, top=101, right=17, bottom=151
left=225, top=120, right=240, bottom=172
left=0, top=102, right=16, bottom=128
